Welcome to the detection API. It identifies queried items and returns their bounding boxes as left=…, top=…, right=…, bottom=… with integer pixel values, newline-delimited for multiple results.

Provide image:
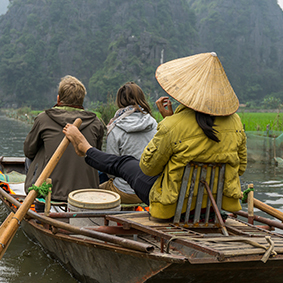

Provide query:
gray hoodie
left=106, top=111, right=157, bottom=194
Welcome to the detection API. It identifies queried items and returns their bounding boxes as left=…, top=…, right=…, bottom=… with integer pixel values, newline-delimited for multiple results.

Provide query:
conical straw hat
left=155, top=52, right=239, bottom=116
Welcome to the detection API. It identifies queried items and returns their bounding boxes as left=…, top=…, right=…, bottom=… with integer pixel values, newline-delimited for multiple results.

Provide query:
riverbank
left=0, top=104, right=163, bottom=126
left=0, top=107, right=104, bottom=125
left=0, top=107, right=41, bottom=124
left=1, top=106, right=283, bottom=132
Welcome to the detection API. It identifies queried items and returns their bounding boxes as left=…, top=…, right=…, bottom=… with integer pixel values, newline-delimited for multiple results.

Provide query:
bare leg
left=63, top=124, right=92, bottom=156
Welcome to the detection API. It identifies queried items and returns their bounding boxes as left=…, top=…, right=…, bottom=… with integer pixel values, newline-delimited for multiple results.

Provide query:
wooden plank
left=190, top=236, right=282, bottom=243
left=107, top=214, right=225, bottom=259
left=188, top=236, right=283, bottom=256
left=225, top=218, right=247, bottom=226
left=173, top=164, right=192, bottom=224
left=228, top=216, right=283, bottom=238
left=222, top=247, right=283, bottom=257
left=120, top=212, right=173, bottom=227
left=1, top=157, right=26, bottom=164
left=109, top=211, right=283, bottom=261
left=225, top=225, right=253, bottom=236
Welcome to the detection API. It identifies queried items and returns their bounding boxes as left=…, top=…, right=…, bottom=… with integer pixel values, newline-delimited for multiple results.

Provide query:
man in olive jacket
left=24, top=75, right=104, bottom=202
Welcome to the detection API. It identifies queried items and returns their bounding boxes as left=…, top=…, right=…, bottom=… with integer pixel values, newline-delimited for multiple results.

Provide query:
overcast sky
left=0, top=0, right=9, bottom=15
left=278, top=0, right=283, bottom=9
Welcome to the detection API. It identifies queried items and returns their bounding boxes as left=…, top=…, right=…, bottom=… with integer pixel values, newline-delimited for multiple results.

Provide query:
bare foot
left=63, top=124, right=92, bottom=156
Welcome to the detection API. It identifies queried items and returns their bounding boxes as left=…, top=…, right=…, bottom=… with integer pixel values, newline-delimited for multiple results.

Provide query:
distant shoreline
left=238, top=108, right=283, bottom=113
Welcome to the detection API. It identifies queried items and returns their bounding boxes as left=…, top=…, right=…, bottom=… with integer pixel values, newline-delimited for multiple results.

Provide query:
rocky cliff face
left=88, top=0, right=196, bottom=102
left=0, top=0, right=196, bottom=107
left=0, top=0, right=282, bottom=108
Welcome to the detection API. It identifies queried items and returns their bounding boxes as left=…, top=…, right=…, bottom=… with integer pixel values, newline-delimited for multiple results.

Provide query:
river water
left=1, top=114, right=283, bottom=282
left=0, top=115, right=77, bottom=282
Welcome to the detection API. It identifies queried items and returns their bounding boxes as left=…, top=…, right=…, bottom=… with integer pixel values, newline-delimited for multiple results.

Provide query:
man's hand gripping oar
left=0, top=118, right=82, bottom=260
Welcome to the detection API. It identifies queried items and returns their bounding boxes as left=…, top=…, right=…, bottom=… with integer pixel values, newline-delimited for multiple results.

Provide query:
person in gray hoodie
left=24, top=75, right=104, bottom=205
left=99, top=82, right=157, bottom=203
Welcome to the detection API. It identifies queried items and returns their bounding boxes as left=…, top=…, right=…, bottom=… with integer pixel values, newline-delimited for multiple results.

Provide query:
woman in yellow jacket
left=63, top=52, right=247, bottom=220
left=140, top=100, right=246, bottom=219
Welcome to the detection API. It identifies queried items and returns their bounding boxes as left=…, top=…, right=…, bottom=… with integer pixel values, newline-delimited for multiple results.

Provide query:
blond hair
left=58, top=75, right=86, bottom=106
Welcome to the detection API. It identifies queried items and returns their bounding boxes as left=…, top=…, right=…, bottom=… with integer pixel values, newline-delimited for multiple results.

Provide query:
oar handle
left=253, top=198, right=283, bottom=222
left=0, top=118, right=82, bottom=259
left=241, top=185, right=283, bottom=222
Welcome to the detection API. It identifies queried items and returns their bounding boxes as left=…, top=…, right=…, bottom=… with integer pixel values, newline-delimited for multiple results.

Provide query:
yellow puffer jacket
left=139, top=105, right=247, bottom=219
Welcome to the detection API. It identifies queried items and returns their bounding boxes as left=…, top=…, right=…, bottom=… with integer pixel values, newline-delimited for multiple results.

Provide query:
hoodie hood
left=45, top=108, right=98, bottom=131
left=115, top=111, right=157, bottom=133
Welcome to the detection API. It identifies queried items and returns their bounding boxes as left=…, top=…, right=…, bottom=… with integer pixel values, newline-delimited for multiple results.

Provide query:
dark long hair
left=116, top=82, right=152, bottom=115
left=195, top=111, right=220, bottom=143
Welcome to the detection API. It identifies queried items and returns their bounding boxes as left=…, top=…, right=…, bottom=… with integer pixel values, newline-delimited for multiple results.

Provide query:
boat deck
left=107, top=212, right=283, bottom=263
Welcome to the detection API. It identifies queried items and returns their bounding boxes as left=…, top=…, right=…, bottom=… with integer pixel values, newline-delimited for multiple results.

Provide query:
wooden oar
left=0, top=118, right=82, bottom=260
left=242, top=185, right=283, bottom=222
left=253, top=198, right=283, bottom=222
left=0, top=213, right=16, bottom=256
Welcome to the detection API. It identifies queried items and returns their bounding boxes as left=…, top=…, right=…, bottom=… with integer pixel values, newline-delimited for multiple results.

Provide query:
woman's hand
left=156, top=97, right=173, bottom=118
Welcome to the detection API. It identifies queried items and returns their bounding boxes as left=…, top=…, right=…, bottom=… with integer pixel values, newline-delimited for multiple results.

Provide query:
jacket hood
left=45, top=108, right=98, bottom=130
left=115, top=112, right=157, bottom=133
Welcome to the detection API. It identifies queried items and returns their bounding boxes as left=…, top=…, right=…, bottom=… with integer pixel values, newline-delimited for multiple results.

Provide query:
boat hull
left=20, top=218, right=283, bottom=283
left=2, top=157, right=283, bottom=283
left=20, top=220, right=171, bottom=283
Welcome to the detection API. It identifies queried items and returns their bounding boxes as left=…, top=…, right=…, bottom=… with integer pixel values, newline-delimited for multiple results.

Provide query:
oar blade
left=0, top=212, right=17, bottom=260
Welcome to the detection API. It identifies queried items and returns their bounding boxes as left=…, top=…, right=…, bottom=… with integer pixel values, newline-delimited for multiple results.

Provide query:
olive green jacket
left=24, top=107, right=104, bottom=201
left=140, top=105, right=247, bottom=219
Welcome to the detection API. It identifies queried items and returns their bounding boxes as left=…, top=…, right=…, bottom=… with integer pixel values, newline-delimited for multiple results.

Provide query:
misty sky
left=0, top=0, right=9, bottom=15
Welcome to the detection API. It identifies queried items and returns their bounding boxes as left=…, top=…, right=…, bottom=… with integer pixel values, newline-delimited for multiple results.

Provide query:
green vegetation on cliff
left=0, top=0, right=282, bottom=109
left=0, top=0, right=196, bottom=108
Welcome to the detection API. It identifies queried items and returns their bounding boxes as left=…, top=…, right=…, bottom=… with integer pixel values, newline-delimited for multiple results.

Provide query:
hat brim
left=155, top=53, right=239, bottom=116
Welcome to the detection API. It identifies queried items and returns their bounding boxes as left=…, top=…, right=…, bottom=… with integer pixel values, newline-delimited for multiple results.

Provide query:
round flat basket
left=68, top=189, right=121, bottom=210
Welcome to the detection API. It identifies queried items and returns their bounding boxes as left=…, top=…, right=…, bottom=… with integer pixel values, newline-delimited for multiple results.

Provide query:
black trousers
left=85, top=148, right=159, bottom=205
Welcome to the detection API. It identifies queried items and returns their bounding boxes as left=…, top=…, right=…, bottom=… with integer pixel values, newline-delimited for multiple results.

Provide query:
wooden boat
left=2, top=157, right=283, bottom=283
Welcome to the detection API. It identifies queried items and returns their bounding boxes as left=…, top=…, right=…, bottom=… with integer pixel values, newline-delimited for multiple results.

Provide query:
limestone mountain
left=0, top=0, right=282, bottom=108
left=0, top=0, right=196, bottom=108
left=188, top=0, right=283, bottom=104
